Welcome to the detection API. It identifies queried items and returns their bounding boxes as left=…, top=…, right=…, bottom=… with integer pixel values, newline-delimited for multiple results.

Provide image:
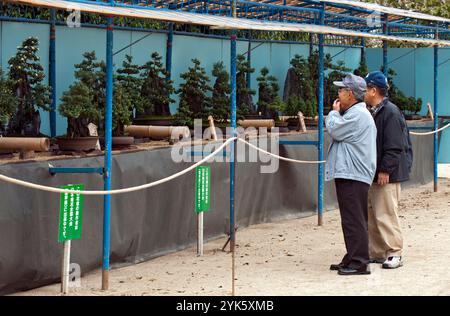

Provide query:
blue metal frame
left=230, top=28, right=237, bottom=251
left=0, top=15, right=362, bottom=49
left=49, top=167, right=104, bottom=175
left=434, top=31, right=439, bottom=192
left=383, top=13, right=389, bottom=76
left=279, top=140, right=319, bottom=146
left=102, top=7, right=114, bottom=290
left=317, top=3, right=325, bottom=226
left=166, top=23, right=174, bottom=81
left=49, top=9, right=56, bottom=138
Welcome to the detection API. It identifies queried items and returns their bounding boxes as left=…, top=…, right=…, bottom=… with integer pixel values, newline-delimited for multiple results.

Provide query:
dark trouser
left=335, top=178, right=370, bottom=270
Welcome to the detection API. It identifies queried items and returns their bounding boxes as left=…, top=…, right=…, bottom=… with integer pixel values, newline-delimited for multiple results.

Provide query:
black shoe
left=330, top=263, right=346, bottom=271
left=338, top=266, right=370, bottom=275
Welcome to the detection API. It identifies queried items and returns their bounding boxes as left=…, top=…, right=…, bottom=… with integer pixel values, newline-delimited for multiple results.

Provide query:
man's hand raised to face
left=333, top=99, right=341, bottom=112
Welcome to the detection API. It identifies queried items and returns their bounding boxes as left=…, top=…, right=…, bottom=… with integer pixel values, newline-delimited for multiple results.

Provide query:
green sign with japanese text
left=58, top=184, right=84, bottom=242
left=195, top=166, right=211, bottom=213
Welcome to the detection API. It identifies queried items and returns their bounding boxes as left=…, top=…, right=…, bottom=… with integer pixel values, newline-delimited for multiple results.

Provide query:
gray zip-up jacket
left=325, top=102, right=377, bottom=185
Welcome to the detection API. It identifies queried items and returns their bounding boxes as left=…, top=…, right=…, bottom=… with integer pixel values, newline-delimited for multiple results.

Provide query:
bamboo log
left=208, top=116, right=218, bottom=141
left=124, top=125, right=190, bottom=139
left=0, top=137, right=50, bottom=151
left=237, top=119, right=275, bottom=128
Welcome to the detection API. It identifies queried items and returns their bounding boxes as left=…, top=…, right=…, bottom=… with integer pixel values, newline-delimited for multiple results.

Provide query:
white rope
left=409, top=122, right=450, bottom=136
left=0, top=137, right=325, bottom=195
left=237, top=138, right=326, bottom=164
left=0, top=137, right=236, bottom=195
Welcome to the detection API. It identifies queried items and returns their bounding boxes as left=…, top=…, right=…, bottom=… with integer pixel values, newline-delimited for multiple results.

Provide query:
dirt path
left=13, top=169, right=450, bottom=296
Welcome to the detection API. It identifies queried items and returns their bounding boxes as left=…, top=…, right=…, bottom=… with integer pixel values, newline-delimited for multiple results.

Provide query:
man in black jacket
left=364, top=71, right=413, bottom=269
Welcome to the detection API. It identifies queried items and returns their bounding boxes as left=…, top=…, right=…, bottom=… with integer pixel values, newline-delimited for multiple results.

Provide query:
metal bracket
left=49, top=165, right=104, bottom=176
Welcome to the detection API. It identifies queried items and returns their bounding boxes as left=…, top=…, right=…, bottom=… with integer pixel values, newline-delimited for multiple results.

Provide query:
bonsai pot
left=99, top=136, right=135, bottom=149
left=275, top=121, right=289, bottom=133
left=404, top=114, right=422, bottom=121
left=133, top=117, right=174, bottom=126
left=57, top=136, right=99, bottom=152
left=244, top=114, right=264, bottom=120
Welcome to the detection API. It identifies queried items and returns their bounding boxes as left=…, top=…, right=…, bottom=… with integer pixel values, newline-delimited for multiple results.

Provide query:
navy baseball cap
left=365, top=71, right=389, bottom=89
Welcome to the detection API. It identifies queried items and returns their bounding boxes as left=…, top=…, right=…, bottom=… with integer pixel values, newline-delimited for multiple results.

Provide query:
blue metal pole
left=434, top=31, right=439, bottom=192
left=230, top=0, right=237, bottom=297
left=49, top=9, right=56, bottom=137
left=246, top=31, right=251, bottom=90
left=166, top=23, right=173, bottom=81
left=361, top=37, right=366, bottom=66
left=230, top=31, right=237, bottom=249
left=102, top=12, right=114, bottom=291
left=318, top=5, right=325, bottom=226
left=383, top=14, right=388, bottom=76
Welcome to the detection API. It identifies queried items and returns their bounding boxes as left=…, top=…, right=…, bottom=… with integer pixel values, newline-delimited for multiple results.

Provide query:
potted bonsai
left=7, top=37, right=52, bottom=136
left=325, top=60, right=350, bottom=113
left=137, top=52, right=175, bottom=126
left=210, top=61, right=230, bottom=133
left=387, top=68, right=423, bottom=120
left=256, top=67, right=279, bottom=120
left=283, top=54, right=316, bottom=128
left=106, top=54, right=148, bottom=148
left=0, top=67, right=18, bottom=136
left=236, top=54, right=256, bottom=119
left=174, top=58, right=211, bottom=128
left=0, top=67, right=18, bottom=156
left=58, top=51, right=103, bottom=151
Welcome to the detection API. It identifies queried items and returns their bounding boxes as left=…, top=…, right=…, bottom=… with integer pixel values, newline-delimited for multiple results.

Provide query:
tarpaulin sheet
left=0, top=132, right=434, bottom=294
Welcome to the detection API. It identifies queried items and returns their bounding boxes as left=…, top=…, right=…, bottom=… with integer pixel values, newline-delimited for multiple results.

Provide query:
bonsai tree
left=283, top=53, right=326, bottom=117
left=210, top=61, right=230, bottom=123
left=325, top=60, right=351, bottom=112
left=354, top=52, right=369, bottom=78
left=308, top=49, right=333, bottom=107
left=284, top=96, right=305, bottom=117
left=112, top=84, right=133, bottom=136
left=0, top=68, right=18, bottom=135
left=283, top=54, right=314, bottom=104
left=8, top=37, right=52, bottom=136
left=236, top=54, right=255, bottom=118
left=267, top=96, right=286, bottom=122
left=59, top=51, right=104, bottom=137
left=177, top=58, right=211, bottom=119
left=256, top=67, right=279, bottom=119
left=172, top=102, right=193, bottom=127
left=386, top=68, right=423, bottom=115
left=140, top=52, right=175, bottom=117
left=282, top=96, right=316, bottom=118
left=113, top=55, right=149, bottom=135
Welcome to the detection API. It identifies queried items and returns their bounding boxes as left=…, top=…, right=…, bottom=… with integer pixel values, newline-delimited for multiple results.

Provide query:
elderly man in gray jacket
left=326, top=73, right=377, bottom=276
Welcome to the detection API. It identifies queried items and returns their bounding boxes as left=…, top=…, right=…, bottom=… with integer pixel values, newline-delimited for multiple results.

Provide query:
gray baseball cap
left=333, top=73, right=367, bottom=99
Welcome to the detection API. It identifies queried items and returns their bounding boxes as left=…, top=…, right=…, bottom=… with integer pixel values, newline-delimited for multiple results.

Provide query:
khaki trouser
left=368, top=183, right=403, bottom=259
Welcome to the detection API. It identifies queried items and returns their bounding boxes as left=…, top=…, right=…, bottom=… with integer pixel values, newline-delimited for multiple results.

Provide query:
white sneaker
left=382, top=256, right=403, bottom=269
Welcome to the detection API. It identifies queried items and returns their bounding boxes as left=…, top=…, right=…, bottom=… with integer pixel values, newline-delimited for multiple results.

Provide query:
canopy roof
left=6, top=0, right=450, bottom=46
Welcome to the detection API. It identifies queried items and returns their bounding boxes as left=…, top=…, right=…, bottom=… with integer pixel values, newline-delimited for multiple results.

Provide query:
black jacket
left=371, top=98, right=413, bottom=183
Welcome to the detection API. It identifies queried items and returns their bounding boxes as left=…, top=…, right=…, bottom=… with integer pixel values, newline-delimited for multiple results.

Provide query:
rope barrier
left=2, top=124, right=446, bottom=195
left=409, top=122, right=450, bottom=136
left=237, top=138, right=326, bottom=164
left=0, top=136, right=325, bottom=196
